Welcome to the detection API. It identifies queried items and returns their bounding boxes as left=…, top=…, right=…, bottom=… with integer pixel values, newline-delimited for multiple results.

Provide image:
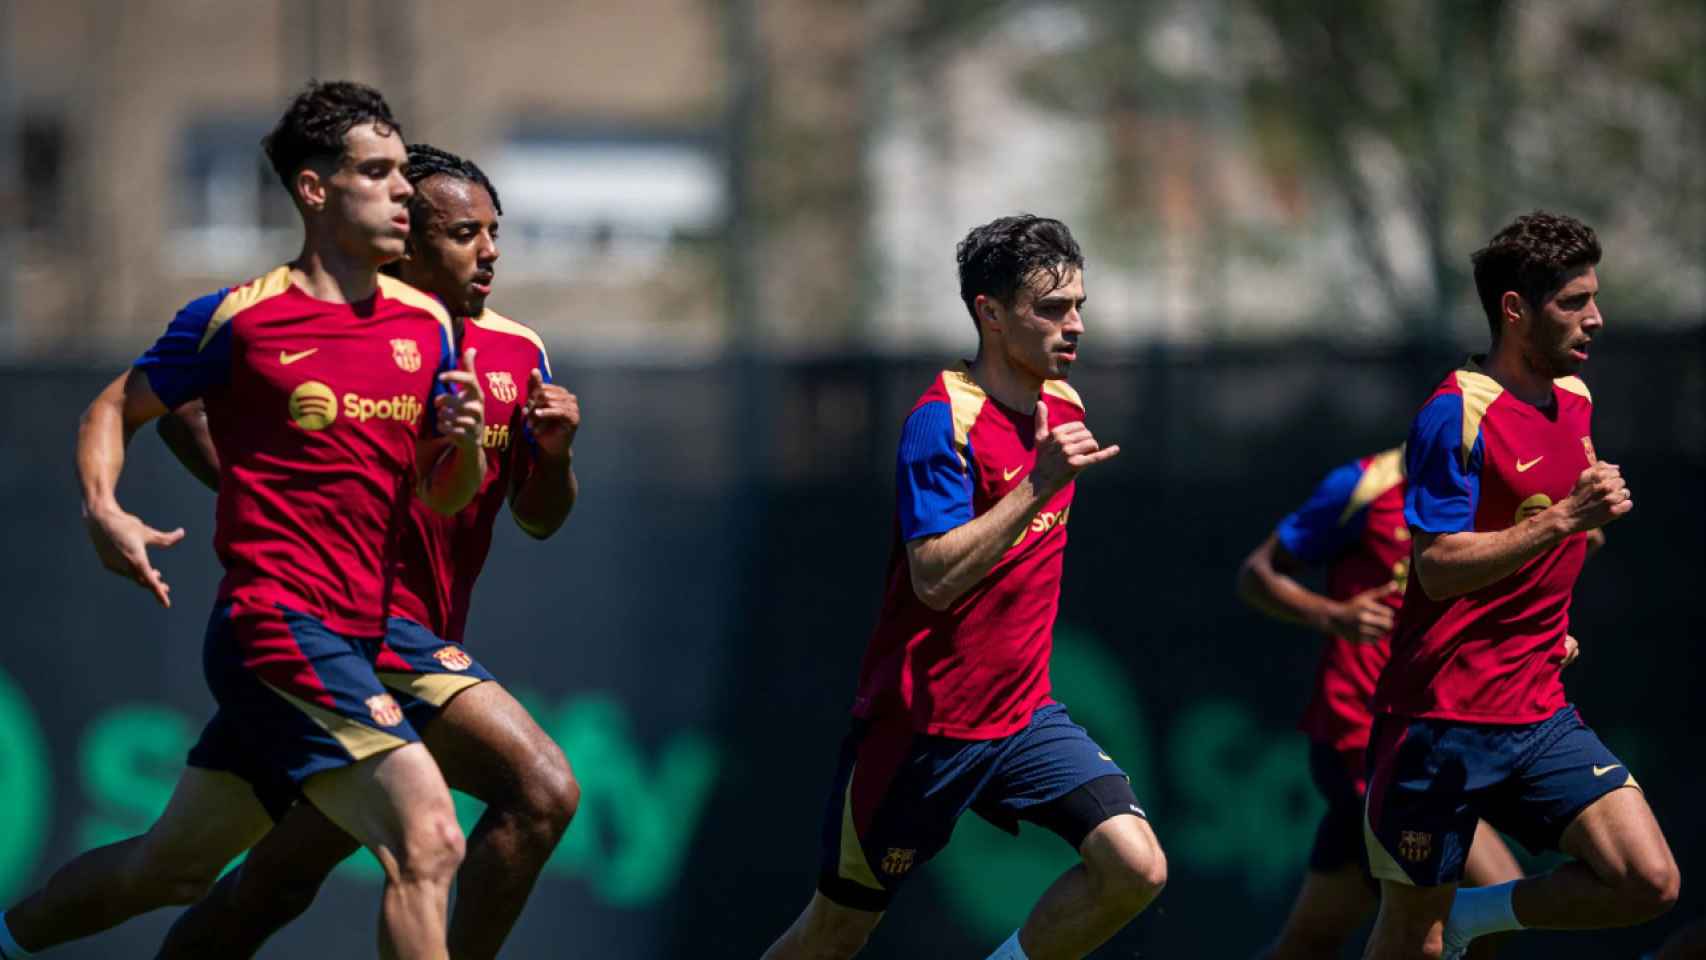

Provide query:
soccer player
left=1361, top=211, right=1680, bottom=960
left=1238, top=448, right=1530, bottom=959
left=762, top=215, right=1166, bottom=960
left=149, top=144, right=580, bottom=959
left=0, top=82, right=487, bottom=960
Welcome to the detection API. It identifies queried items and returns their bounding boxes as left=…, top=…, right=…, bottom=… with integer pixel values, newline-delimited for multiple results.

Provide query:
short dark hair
left=956, top=215, right=1084, bottom=329
left=263, top=80, right=401, bottom=193
left=402, top=143, right=502, bottom=216
left=1471, top=211, right=1601, bottom=341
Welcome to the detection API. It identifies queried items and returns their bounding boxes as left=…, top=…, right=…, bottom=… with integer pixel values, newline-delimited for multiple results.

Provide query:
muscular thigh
left=1557, top=784, right=1675, bottom=880
left=418, top=681, right=569, bottom=803
left=142, top=767, right=275, bottom=876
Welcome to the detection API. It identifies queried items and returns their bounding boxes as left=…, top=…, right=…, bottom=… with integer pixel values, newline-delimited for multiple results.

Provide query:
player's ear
left=1499, top=290, right=1528, bottom=334
left=294, top=166, right=327, bottom=213
left=976, top=295, right=1003, bottom=334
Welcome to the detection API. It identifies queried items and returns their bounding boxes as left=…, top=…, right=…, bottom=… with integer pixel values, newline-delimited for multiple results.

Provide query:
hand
left=1557, top=461, right=1633, bottom=533
left=1559, top=633, right=1581, bottom=669
left=84, top=504, right=185, bottom=607
left=435, top=348, right=486, bottom=452
left=1327, top=581, right=1399, bottom=643
left=1029, top=401, right=1120, bottom=493
left=523, top=368, right=579, bottom=461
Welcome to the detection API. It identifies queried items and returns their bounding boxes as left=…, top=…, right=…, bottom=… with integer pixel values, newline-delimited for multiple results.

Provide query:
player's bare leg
left=303, top=743, right=464, bottom=960
left=760, top=893, right=883, bottom=960
left=155, top=802, right=356, bottom=958
left=1, top=767, right=270, bottom=951
left=422, top=682, right=579, bottom=959
left=1459, top=820, right=1522, bottom=959
left=1505, top=786, right=1679, bottom=928
left=1362, top=881, right=1457, bottom=960
left=1010, top=814, right=1167, bottom=960
left=1257, top=863, right=1377, bottom=959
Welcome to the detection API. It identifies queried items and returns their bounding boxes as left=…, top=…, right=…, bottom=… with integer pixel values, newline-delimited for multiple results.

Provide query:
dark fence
left=1, top=331, right=1701, bottom=958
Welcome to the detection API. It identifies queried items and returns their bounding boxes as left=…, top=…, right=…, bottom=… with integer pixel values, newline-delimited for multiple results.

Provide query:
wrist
left=1310, top=600, right=1346, bottom=635
left=81, top=495, right=122, bottom=523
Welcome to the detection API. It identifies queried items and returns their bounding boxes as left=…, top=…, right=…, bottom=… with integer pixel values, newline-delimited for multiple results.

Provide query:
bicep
left=895, top=403, right=973, bottom=542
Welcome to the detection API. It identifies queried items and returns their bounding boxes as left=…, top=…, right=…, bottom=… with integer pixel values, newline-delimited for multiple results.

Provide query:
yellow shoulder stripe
left=1041, top=378, right=1084, bottom=411
left=378, top=275, right=455, bottom=357
left=203, top=266, right=293, bottom=350
left=1555, top=376, right=1592, bottom=401
left=1453, top=368, right=1503, bottom=471
left=471, top=309, right=552, bottom=378
left=1338, top=447, right=1405, bottom=526
left=940, top=365, right=988, bottom=470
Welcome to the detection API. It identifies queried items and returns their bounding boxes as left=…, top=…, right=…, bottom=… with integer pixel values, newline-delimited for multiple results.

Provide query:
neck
left=290, top=231, right=380, bottom=304
left=1480, top=339, right=1555, bottom=407
left=969, top=345, right=1044, bottom=413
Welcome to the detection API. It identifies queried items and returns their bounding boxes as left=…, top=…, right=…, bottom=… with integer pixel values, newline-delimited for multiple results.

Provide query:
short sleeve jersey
left=1372, top=362, right=1595, bottom=723
left=851, top=365, right=1084, bottom=740
left=1274, top=448, right=1408, bottom=755
left=388, top=309, right=553, bottom=643
left=136, top=267, right=456, bottom=636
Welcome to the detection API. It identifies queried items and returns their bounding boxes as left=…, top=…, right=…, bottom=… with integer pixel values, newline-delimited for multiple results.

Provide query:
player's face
left=323, top=123, right=413, bottom=264
left=402, top=176, right=500, bottom=318
left=1523, top=267, right=1602, bottom=377
left=991, top=267, right=1086, bottom=382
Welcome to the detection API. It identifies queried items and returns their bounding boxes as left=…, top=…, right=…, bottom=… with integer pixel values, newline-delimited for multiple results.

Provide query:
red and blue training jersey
left=852, top=364, right=1083, bottom=740
left=1273, top=448, right=1408, bottom=757
left=1373, top=361, right=1595, bottom=724
left=136, top=267, right=457, bottom=636
left=388, top=309, right=554, bottom=643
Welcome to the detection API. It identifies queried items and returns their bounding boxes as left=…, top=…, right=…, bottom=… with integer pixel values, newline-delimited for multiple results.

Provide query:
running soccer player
left=151, top=143, right=580, bottom=960
left=762, top=215, right=1166, bottom=960
left=1361, top=211, right=1680, bottom=960
left=0, top=82, right=486, bottom=960
left=1238, top=448, right=1527, bottom=959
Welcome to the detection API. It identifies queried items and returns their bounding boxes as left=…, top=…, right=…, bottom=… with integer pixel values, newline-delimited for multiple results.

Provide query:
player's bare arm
left=908, top=400, right=1118, bottom=611
left=156, top=398, right=221, bottom=493
left=76, top=368, right=185, bottom=607
left=419, top=347, right=488, bottom=515
left=508, top=367, right=579, bottom=539
left=1237, top=533, right=1396, bottom=643
left=1413, top=460, right=1631, bottom=601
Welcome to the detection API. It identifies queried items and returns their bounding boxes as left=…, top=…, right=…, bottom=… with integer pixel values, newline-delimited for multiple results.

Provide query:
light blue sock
left=985, top=930, right=1030, bottom=960
left=0, top=912, right=36, bottom=957
left=1448, top=881, right=1524, bottom=939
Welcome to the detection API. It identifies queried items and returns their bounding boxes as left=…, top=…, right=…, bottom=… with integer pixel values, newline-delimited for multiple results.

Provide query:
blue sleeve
left=1404, top=394, right=1482, bottom=533
left=1274, top=460, right=1366, bottom=564
left=133, top=289, right=233, bottom=409
left=895, top=402, right=973, bottom=541
left=426, top=321, right=457, bottom=437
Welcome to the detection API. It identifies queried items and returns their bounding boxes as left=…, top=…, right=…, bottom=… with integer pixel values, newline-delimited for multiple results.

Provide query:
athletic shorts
left=1363, top=703, right=1636, bottom=886
left=187, top=604, right=492, bottom=817
left=816, top=701, right=1146, bottom=911
left=1307, top=739, right=1371, bottom=874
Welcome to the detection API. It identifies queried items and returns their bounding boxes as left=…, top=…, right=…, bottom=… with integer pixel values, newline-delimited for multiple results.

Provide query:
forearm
left=1414, top=510, right=1574, bottom=600
left=1237, top=557, right=1340, bottom=634
left=77, top=375, right=134, bottom=516
left=418, top=442, right=486, bottom=516
left=909, top=478, right=1056, bottom=611
left=510, top=452, right=576, bottom=539
left=157, top=403, right=221, bottom=492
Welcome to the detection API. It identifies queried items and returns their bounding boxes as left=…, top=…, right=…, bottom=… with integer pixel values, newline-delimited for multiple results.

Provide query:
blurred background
left=1, top=0, right=1702, bottom=957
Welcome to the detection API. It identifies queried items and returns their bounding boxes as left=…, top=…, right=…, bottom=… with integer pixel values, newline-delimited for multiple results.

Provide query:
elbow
left=1235, top=557, right=1263, bottom=609
left=1413, top=557, right=1453, bottom=602
left=513, top=512, right=560, bottom=541
left=909, top=572, right=954, bottom=612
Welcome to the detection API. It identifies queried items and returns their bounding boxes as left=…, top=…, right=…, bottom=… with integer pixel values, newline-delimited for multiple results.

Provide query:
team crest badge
left=366, top=693, right=405, bottom=727
left=880, top=847, right=916, bottom=877
left=433, top=645, right=473, bottom=672
left=1580, top=436, right=1597, bottom=465
left=1398, top=830, right=1432, bottom=863
left=486, top=370, right=518, bottom=404
left=390, top=338, right=422, bottom=373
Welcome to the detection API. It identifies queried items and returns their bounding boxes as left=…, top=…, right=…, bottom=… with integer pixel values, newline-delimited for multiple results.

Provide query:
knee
left=1623, top=857, right=1681, bottom=920
left=1093, top=839, right=1168, bottom=915
left=128, top=838, right=222, bottom=907
left=792, top=918, right=871, bottom=959
left=505, top=749, right=580, bottom=842
left=393, top=808, right=466, bottom=887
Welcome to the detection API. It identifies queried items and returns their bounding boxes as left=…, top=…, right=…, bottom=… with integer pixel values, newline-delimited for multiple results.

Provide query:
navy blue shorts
left=1307, top=740, right=1371, bottom=874
left=816, top=702, right=1145, bottom=911
left=1363, top=704, right=1636, bottom=886
left=188, top=605, right=493, bottom=818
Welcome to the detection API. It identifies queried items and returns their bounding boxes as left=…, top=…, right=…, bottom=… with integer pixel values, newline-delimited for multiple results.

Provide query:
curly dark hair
left=956, top=215, right=1084, bottom=330
left=1471, top=211, right=1602, bottom=341
left=263, top=80, right=401, bottom=193
left=402, top=143, right=503, bottom=216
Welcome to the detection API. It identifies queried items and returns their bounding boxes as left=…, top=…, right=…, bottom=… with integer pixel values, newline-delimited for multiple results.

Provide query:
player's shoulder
left=205, top=265, right=294, bottom=326
left=1553, top=375, right=1592, bottom=406
left=1344, top=446, right=1406, bottom=517
left=1041, top=377, right=1084, bottom=413
left=377, top=275, right=454, bottom=327
left=468, top=308, right=548, bottom=356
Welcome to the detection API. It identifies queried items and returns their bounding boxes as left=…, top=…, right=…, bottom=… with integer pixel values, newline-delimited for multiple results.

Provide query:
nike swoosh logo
left=279, top=348, right=319, bottom=365
left=1593, top=764, right=1622, bottom=777
left=1516, top=456, right=1544, bottom=472
left=1002, top=465, right=1024, bottom=482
